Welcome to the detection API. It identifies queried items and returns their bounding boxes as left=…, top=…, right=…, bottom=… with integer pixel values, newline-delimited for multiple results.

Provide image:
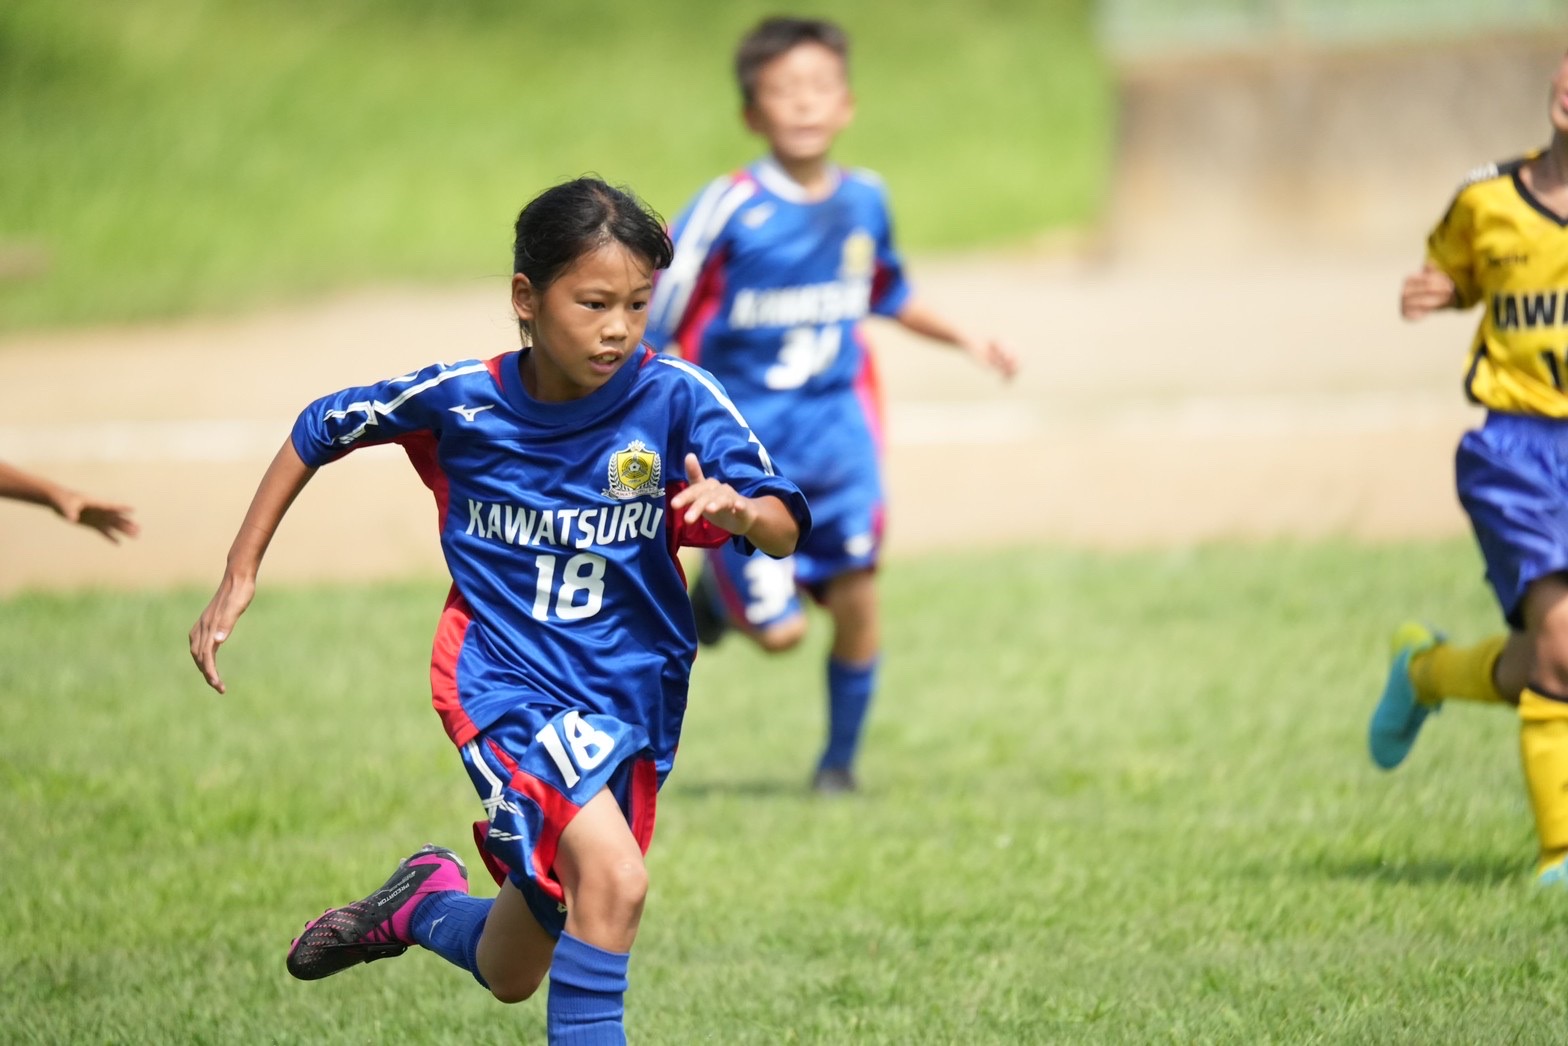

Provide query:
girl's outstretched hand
left=189, top=573, right=256, bottom=694
left=671, top=453, right=755, bottom=536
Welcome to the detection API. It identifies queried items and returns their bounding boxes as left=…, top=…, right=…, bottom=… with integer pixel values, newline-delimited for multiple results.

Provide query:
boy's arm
left=863, top=178, right=1016, bottom=380
left=1416, top=190, right=1478, bottom=315
left=893, top=299, right=1019, bottom=379
left=1400, top=263, right=1459, bottom=321
left=189, top=437, right=316, bottom=694
left=0, top=459, right=139, bottom=542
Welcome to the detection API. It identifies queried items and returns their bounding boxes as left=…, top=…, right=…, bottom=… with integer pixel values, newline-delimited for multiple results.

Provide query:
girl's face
left=511, top=241, right=654, bottom=402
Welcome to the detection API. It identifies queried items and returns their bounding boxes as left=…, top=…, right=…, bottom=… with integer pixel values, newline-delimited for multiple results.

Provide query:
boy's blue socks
left=548, top=931, right=630, bottom=1045
left=819, top=656, right=879, bottom=771
left=409, top=891, right=492, bottom=988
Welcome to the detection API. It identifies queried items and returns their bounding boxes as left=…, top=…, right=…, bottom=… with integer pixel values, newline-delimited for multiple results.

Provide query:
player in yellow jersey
left=1369, top=49, right=1568, bottom=884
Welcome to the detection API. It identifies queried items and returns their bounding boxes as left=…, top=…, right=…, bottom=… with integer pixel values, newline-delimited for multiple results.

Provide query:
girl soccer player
left=189, top=178, right=807, bottom=1042
left=1369, top=51, right=1568, bottom=884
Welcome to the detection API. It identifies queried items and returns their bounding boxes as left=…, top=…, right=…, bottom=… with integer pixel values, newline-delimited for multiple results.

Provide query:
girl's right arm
left=189, top=438, right=317, bottom=694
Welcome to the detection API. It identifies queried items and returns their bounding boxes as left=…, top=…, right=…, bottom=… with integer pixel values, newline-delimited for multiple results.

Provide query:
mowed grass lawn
left=4, top=540, right=1567, bottom=1043
left=0, top=0, right=1109, bottom=333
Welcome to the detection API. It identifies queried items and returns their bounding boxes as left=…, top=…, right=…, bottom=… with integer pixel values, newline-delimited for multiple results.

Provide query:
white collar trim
left=754, top=155, right=841, bottom=203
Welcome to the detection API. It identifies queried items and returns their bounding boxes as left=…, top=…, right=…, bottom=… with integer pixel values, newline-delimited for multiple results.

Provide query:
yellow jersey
left=1428, top=150, right=1568, bottom=416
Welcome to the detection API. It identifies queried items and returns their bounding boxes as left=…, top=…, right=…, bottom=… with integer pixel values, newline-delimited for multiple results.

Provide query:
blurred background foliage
left=1099, top=0, right=1565, bottom=57
left=0, top=0, right=1112, bottom=332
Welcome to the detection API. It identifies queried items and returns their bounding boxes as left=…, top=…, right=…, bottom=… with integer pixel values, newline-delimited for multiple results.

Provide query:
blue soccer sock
left=409, top=891, right=492, bottom=989
left=547, top=931, right=630, bottom=1045
left=819, top=656, right=879, bottom=771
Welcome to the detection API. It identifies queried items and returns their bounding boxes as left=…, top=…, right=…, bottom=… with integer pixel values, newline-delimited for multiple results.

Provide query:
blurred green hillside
left=0, top=0, right=1110, bottom=332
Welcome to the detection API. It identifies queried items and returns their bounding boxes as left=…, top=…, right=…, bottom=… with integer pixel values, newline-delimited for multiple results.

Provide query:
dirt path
left=0, top=246, right=1481, bottom=594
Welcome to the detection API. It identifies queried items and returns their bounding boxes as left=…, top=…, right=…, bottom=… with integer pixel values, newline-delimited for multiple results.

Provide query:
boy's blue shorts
left=1456, top=412, right=1568, bottom=628
left=459, top=705, right=658, bottom=939
left=704, top=482, right=882, bottom=630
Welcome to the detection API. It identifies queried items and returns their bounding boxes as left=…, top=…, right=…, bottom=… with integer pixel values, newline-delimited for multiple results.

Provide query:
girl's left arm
left=669, top=453, right=799, bottom=558
left=189, top=438, right=316, bottom=694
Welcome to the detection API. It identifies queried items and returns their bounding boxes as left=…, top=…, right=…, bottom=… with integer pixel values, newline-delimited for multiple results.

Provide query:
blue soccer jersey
left=647, top=157, right=912, bottom=509
left=290, top=347, right=808, bottom=778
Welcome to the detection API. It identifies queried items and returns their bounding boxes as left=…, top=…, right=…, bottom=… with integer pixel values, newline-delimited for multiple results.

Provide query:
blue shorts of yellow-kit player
left=1457, top=412, right=1568, bottom=628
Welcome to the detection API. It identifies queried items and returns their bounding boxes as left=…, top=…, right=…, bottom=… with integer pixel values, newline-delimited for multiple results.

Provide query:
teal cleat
left=1368, top=622, right=1442, bottom=771
left=1538, top=855, right=1568, bottom=888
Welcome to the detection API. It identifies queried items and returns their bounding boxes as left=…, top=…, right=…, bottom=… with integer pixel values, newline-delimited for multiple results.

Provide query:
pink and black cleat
left=286, top=844, right=468, bottom=981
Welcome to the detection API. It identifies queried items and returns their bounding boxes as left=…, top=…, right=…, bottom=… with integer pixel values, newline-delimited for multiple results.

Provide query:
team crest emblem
left=840, top=230, right=875, bottom=279
left=604, top=440, right=664, bottom=499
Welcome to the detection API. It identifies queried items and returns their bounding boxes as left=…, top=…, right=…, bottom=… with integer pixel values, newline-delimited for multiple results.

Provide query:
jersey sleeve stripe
left=654, top=355, right=748, bottom=425
left=323, top=361, right=488, bottom=445
left=647, top=178, right=756, bottom=341
left=654, top=355, right=775, bottom=476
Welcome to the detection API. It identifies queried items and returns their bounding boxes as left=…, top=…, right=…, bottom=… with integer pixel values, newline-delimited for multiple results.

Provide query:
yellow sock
left=1409, top=634, right=1507, bottom=706
left=1519, top=687, right=1568, bottom=873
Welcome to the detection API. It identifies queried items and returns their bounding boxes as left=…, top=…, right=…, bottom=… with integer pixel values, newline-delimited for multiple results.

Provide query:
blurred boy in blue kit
left=647, top=16, right=1018, bottom=793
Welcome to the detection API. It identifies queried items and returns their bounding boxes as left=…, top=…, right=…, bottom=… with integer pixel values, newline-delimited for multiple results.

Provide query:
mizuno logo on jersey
left=1491, top=290, right=1568, bottom=331
left=449, top=404, right=495, bottom=422
left=603, top=440, right=664, bottom=500
left=464, top=500, right=665, bottom=549
left=321, top=361, right=488, bottom=444
left=729, top=278, right=872, bottom=329
left=741, top=203, right=775, bottom=228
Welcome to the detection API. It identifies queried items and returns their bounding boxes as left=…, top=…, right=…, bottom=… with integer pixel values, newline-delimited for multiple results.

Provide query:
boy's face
left=1551, top=52, right=1568, bottom=135
left=744, top=42, right=853, bottom=165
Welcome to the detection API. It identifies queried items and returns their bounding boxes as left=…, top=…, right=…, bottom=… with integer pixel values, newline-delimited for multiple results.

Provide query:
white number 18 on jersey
left=535, top=711, right=615, bottom=787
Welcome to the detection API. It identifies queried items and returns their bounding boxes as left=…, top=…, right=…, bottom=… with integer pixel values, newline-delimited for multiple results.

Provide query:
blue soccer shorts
left=459, top=705, right=658, bottom=939
left=1456, top=411, right=1568, bottom=628
left=704, top=483, right=883, bottom=630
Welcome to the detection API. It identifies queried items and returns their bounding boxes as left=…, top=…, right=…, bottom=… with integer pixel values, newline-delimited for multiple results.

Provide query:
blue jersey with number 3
left=289, top=347, right=808, bottom=778
left=647, top=157, right=911, bottom=492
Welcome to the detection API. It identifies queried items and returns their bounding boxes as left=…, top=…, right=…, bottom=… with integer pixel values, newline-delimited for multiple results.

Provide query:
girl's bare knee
left=604, top=855, right=649, bottom=912
left=488, top=967, right=547, bottom=1005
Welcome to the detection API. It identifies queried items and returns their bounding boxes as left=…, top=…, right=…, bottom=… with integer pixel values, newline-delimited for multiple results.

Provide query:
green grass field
left=5, top=539, right=1567, bottom=1043
left=0, top=0, right=1110, bottom=333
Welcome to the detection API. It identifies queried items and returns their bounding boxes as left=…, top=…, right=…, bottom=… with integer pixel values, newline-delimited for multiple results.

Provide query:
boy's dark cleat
left=690, top=569, right=730, bottom=647
left=811, top=766, right=859, bottom=795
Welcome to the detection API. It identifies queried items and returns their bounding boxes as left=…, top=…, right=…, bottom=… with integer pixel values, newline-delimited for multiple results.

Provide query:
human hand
left=1400, top=264, right=1457, bottom=320
left=52, top=489, right=139, bottom=543
left=189, top=572, right=256, bottom=694
left=966, top=336, right=1019, bottom=381
left=670, top=454, right=755, bottom=535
